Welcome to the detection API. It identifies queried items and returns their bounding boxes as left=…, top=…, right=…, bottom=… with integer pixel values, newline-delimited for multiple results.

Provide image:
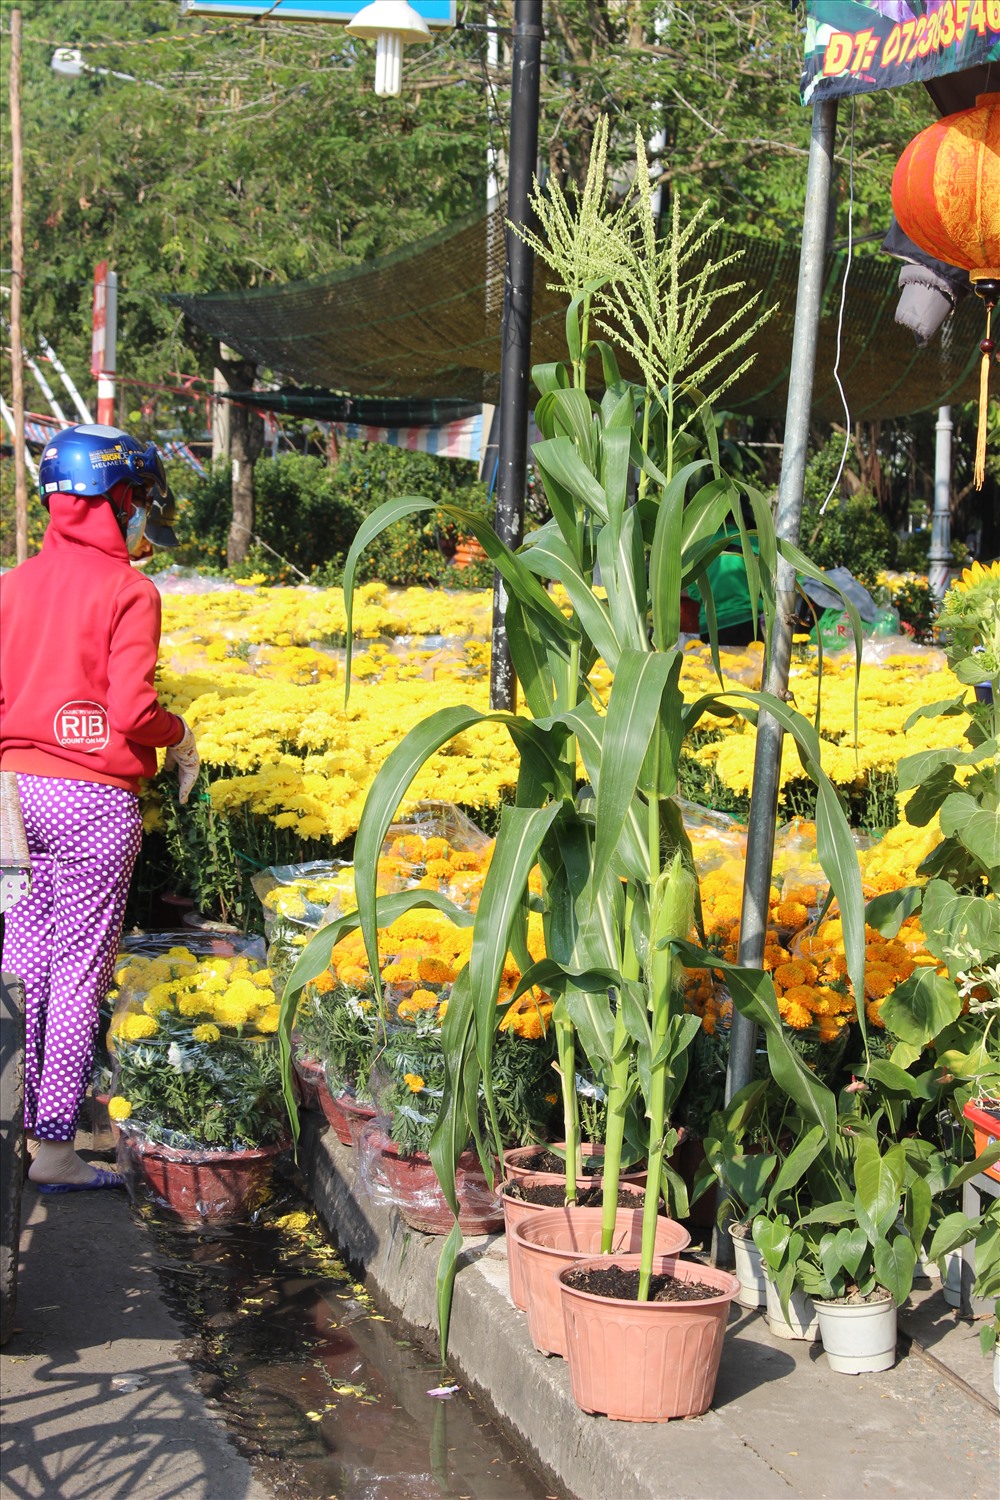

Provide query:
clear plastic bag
left=378, top=802, right=493, bottom=911
left=860, top=636, right=948, bottom=671
left=252, top=861, right=355, bottom=943
left=109, top=935, right=279, bottom=1057
left=354, top=1118, right=502, bottom=1236
left=679, top=799, right=747, bottom=873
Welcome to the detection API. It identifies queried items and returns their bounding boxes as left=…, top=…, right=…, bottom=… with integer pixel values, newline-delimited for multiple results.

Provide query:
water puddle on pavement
left=144, top=1197, right=566, bottom=1500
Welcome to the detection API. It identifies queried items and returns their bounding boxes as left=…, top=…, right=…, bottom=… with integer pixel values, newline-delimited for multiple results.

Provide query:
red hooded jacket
left=0, top=492, right=185, bottom=793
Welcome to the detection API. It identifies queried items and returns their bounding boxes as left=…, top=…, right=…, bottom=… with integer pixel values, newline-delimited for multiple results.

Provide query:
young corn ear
left=648, top=850, right=696, bottom=1000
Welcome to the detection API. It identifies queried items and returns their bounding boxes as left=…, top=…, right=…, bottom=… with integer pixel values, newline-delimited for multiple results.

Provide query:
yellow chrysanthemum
left=403, top=1073, right=425, bottom=1093
left=107, top=1096, right=132, bottom=1121
left=114, top=1013, right=159, bottom=1042
left=192, top=1023, right=222, bottom=1043
left=213, top=996, right=255, bottom=1028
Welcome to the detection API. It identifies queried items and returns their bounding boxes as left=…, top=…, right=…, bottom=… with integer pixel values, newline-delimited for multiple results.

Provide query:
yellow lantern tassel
left=974, top=302, right=992, bottom=490
left=971, top=273, right=998, bottom=492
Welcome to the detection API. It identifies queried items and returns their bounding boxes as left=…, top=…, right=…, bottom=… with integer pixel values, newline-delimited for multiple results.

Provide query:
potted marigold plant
left=280, top=122, right=869, bottom=1401
left=108, top=948, right=288, bottom=1224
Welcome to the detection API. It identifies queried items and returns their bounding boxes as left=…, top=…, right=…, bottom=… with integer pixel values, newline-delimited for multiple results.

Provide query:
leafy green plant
left=112, top=1016, right=286, bottom=1151
left=891, top=577, right=938, bottom=642
left=176, top=447, right=494, bottom=586
left=368, top=1018, right=558, bottom=1157
left=801, top=491, right=897, bottom=589
left=677, top=944, right=1000, bottom=1314
left=294, top=981, right=379, bottom=1101
left=325, top=119, right=869, bottom=1319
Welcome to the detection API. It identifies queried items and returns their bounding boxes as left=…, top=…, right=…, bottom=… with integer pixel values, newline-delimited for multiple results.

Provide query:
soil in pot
left=503, top=1179, right=648, bottom=1210
left=503, top=1142, right=647, bottom=1187
left=563, top=1265, right=719, bottom=1299
left=503, top=1179, right=653, bottom=1311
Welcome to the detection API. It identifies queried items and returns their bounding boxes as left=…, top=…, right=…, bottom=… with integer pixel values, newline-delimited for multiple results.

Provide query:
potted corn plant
left=280, top=121, right=869, bottom=1402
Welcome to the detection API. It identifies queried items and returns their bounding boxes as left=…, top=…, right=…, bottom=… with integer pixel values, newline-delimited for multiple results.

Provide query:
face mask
left=125, top=500, right=149, bottom=557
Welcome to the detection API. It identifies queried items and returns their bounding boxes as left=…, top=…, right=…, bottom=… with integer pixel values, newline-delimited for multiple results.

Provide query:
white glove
left=164, top=720, right=200, bottom=805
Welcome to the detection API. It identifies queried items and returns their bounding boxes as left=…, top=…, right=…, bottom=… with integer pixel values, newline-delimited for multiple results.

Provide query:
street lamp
left=345, top=0, right=430, bottom=97
left=50, top=46, right=165, bottom=89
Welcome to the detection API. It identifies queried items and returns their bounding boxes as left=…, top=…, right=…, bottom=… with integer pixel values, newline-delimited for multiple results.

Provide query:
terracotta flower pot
left=516, top=1205, right=691, bottom=1358
left=117, top=1130, right=286, bottom=1226
left=503, top=1142, right=647, bottom=1189
left=558, top=1252, right=741, bottom=1421
left=363, top=1128, right=502, bottom=1236
left=314, top=1080, right=376, bottom=1147
left=502, top=1172, right=568, bottom=1310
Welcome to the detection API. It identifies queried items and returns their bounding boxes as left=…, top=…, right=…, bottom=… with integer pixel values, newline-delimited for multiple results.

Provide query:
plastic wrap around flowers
left=352, top=990, right=557, bottom=1234
left=294, top=896, right=561, bottom=1173
left=253, top=803, right=494, bottom=991
left=107, top=945, right=287, bottom=1153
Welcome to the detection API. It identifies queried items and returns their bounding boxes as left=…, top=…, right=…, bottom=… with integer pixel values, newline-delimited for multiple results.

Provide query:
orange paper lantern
left=892, top=93, right=1000, bottom=489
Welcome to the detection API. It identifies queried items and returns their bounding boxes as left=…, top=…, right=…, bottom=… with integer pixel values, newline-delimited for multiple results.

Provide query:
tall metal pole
left=489, top=0, right=542, bottom=711
left=929, top=405, right=953, bottom=599
left=10, top=9, right=28, bottom=565
left=724, top=99, right=840, bottom=1108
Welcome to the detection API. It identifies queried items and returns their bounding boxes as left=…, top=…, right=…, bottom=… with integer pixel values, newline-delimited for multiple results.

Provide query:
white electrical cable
left=820, top=99, right=856, bottom=516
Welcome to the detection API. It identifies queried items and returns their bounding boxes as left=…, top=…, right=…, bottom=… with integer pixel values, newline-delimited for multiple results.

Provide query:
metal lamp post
left=489, top=0, right=542, bottom=712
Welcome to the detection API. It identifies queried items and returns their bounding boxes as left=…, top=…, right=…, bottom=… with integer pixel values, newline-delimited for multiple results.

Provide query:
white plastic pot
left=731, top=1231, right=766, bottom=1310
left=942, top=1248, right=962, bottom=1309
left=764, top=1277, right=819, bottom=1341
left=816, top=1295, right=897, bottom=1375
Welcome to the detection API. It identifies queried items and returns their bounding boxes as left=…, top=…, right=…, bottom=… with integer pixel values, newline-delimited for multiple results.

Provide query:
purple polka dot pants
left=1, top=775, right=142, bottom=1142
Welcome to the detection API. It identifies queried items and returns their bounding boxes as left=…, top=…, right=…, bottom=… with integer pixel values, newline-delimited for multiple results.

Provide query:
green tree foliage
left=1, top=0, right=488, bottom=400
left=1, top=0, right=936, bottom=416
left=801, top=492, right=898, bottom=588
left=177, top=443, right=494, bottom=585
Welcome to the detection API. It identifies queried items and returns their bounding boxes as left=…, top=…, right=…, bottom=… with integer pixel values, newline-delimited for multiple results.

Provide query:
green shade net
left=171, top=208, right=984, bottom=419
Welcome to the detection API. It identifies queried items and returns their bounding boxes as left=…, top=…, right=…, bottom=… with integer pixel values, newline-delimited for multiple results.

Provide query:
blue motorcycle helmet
left=38, top=424, right=168, bottom=557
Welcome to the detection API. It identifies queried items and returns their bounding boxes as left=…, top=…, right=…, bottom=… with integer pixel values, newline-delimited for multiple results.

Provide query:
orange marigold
left=772, top=959, right=819, bottom=992
left=863, top=964, right=897, bottom=1001
left=773, top=901, right=809, bottom=933
left=779, top=998, right=814, bottom=1029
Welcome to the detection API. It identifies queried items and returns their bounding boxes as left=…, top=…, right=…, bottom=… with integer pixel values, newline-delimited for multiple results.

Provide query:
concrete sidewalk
left=0, top=1129, right=271, bottom=1500
left=2, top=1105, right=997, bottom=1500
left=300, top=1116, right=1000, bottom=1500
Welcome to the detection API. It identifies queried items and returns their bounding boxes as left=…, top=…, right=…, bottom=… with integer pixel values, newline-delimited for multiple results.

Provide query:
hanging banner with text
left=801, top=2, right=1000, bottom=104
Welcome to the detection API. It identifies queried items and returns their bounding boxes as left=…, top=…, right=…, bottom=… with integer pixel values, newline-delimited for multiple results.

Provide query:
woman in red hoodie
left=0, top=425, right=200, bottom=1192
